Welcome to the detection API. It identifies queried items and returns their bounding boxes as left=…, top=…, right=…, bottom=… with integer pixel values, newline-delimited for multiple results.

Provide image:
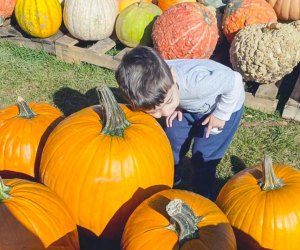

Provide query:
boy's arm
left=212, top=72, right=244, bottom=121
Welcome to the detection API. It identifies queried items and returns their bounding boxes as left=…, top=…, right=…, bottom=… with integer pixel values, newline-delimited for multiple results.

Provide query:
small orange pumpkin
left=216, top=156, right=300, bottom=249
left=157, top=0, right=197, bottom=11
left=122, top=189, right=237, bottom=249
left=0, top=97, right=63, bottom=179
left=222, top=0, right=277, bottom=43
left=0, top=0, right=16, bottom=25
left=0, top=177, right=79, bottom=249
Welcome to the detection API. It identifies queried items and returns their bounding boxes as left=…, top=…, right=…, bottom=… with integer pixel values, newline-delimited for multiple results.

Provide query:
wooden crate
left=0, top=19, right=131, bottom=71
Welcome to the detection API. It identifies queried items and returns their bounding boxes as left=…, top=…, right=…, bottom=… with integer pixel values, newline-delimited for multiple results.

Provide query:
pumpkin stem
left=96, top=86, right=131, bottom=137
left=17, top=96, right=37, bottom=119
left=166, top=199, right=201, bottom=246
left=258, top=155, right=284, bottom=191
left=0, top=177, right=12, bottom=201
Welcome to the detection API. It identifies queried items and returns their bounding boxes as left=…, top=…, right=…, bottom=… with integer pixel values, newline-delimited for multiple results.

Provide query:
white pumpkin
left=63, top=0, right=118, bottom=41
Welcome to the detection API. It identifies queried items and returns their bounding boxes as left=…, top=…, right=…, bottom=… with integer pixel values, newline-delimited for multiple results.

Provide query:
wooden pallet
left=1, top=19, right=299, bottom=121
left=0, top=19, right=131, bottom=71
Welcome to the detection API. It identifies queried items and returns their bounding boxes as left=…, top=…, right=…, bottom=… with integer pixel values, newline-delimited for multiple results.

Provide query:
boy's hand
left=166, top=109, right=183, bottom=127
left=202, top=114, right=225, bottom=138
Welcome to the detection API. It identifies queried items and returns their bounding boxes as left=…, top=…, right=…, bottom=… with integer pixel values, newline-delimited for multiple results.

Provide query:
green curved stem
left=258, top=155, right=284, bottom=191
left=96, top=86, right=131, bottom=137
left=166, top=199, right=202, bottom=246
left=17, top=97, right=37, bottom=119
left=0, top=177, right=12, bottom=201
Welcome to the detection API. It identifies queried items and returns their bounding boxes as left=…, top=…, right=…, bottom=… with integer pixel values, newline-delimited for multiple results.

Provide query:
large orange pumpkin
left=222, top=0, right=277, bottom=43
left=157, top=0, right=197, bottom=11
left=122, top=189, right=237, bottom=249
left=216, top=156, right=300, bottom=249
left=40, top=86, right=174, bottom=240
left=0, top=177, right=79, bottom=249
left=152, top=2, right=219, bottom=59
left=0, top=0, right=16, bottom=25
left=0, top=97, right=63, bottom=180
left=266, top=0, right=300, bottom=21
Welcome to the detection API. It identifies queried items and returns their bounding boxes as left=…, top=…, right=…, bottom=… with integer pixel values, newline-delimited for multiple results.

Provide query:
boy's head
left=115, top=46, right=175, bottom=114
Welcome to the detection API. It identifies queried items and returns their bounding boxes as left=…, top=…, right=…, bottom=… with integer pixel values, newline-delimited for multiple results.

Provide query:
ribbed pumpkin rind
left=266, top=0, right=300, bottom=21
left=216, top=165, right=300, bottom=249
left=0, top=102, right=63, bottom=178
left=1, top=178, right=79, bottom=249
left=116, top=2, right=163, bottom=47
left=152, top=2, right=219, bottom=59
left=63, top=0, right=118, bottom=41
left=40, top=105, right=174, bottom=239
left=122, top=189, right=236, bottom=250
left=14, top=0, right=62, bottom=38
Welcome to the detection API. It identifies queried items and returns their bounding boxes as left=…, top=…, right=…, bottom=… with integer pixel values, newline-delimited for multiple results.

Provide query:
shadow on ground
left=53, top=86, right=128, bottom=116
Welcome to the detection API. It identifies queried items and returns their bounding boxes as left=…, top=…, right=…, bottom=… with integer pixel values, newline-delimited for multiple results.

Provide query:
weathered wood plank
left=88, top=38, right=116, bottom=55
left=114, top=47, right=132, bottom=61
left=255, top=83, right=278, bottom=100
left=282, top=105, right=300, bottom=122
left=244, top=92, right=278, bottom=113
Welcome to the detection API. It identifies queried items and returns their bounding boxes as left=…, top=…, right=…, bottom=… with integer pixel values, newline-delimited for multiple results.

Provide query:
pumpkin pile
left=2, top=0, right=300, bottom=83
left=1, top=0, right=300, bottom=248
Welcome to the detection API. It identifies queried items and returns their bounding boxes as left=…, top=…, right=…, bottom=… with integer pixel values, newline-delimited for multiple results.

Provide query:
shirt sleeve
left=212, top=72, right=244, bottom=121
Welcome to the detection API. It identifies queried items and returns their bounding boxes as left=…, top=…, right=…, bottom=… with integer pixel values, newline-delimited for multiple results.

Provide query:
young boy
left=115, top=46, right=245, bottom=200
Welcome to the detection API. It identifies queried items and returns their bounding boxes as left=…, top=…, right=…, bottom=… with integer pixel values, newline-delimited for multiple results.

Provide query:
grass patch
left=1, top=41, right=299, bottom=190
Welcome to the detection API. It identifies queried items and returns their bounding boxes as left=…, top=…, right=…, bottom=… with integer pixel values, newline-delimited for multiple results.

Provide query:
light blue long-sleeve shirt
left=166, top=59, right=245, bottom=121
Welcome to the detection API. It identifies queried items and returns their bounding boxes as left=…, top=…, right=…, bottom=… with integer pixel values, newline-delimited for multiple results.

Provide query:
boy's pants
left=165, top=107, right=244, bottom=199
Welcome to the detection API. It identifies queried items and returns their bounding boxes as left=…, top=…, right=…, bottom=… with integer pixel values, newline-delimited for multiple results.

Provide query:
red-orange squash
left=40, top=87, right=174, bottom=240
left=122, top=189, right=237, bottom=249
left=157, top=0, right=197, bottom=11
left=0, top=0, right=16, bottom=25
left=216, top=156, right=300, bottom=249
left=0, top=177, right=79, bottom=249
left=222, top=0, right=277, bottom=43
left=0, top=97, right=63, bottom=179
left=152, top=2, right=219, bottom=59
left=266, top=0, right=300, bottom=21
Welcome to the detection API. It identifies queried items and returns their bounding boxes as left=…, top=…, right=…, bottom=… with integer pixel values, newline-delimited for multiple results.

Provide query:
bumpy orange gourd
left=40, top=87, right=174, bottom=240
left=216, top=156, right=300, bottom=249
left=0, top=177, right=79, bottom=249
left=222, top=0, right=277, bottom=43
left=0, top=0, right=16, bottom=25
left=152, top=2, right=219, bottom=59
left=157, top=0, right=197, bottom=11
left=122, top=189, right=237, bottom=249
left=0, top=97, right=63, bottom=179
left=119, top=0, right=152, bottom=12
left=14, top=0, right=62, bottom=38
left=266, top=0, right=300, bottom=21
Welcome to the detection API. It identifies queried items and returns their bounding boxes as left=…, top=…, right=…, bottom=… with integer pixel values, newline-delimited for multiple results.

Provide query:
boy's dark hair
left=115, top=46, right=174, bottom=111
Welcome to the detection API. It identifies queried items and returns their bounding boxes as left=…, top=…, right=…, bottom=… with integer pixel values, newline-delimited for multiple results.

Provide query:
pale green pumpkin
left=116, top=1, right=162, bottom=47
